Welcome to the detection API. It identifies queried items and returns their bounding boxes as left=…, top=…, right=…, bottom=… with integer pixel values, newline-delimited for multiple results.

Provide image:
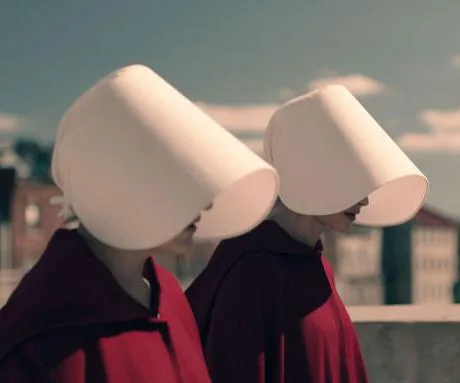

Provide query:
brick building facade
left=10, top=182, right=63, bottom=269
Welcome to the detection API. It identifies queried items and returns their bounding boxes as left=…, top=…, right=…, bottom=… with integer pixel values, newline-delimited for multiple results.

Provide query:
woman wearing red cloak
left=0, top=64, right=278, bottom=382
left=186, top=85, right=429, bottom=383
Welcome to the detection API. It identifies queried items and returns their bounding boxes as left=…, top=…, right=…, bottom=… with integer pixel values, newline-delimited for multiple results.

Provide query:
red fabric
left=0, top=229, right=210, bottom=383
left=186, top=221, right=369, bottom=383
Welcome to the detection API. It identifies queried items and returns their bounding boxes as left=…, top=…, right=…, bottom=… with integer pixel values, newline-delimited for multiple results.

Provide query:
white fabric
left=49, top=196, right=74, bottom=220
left=49, top=196, right=78, bottom=228
left=264, top=85, right=429, bottom=226
left=51, top=64, right=278, bottom=249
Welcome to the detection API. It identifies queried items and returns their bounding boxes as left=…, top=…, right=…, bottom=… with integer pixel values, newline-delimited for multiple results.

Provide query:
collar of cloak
left=0, top=229, right=160, bottom=361
left=186, top=220, right=322, bottom=343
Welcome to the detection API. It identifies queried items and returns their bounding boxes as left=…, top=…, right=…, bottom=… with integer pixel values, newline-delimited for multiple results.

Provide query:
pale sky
left=2, top=0, right=460, bottom=216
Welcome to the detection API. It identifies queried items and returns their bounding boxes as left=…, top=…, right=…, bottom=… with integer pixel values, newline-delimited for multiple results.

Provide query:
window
left=430, top=284, right=436, bottom=301
left=25, top=203, right=41, bottom=229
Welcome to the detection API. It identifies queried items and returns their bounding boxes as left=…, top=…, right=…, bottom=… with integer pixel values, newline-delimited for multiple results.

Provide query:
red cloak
left=186, top=221, right=369, bottom=383
left=0, top=229, right=211, bottom=383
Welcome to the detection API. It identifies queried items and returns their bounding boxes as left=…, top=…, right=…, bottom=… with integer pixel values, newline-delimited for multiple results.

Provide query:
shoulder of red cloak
left=190, top=248, right=286, bottom=382
left=0, top=269, right=52, bottom=362
left=0, top=230, right=87, bottom=362
left=186, top=236, right=248, bottom=339
left=186, top=236, right=286, bottom=345
left=0, top=230, right=117, bottom=362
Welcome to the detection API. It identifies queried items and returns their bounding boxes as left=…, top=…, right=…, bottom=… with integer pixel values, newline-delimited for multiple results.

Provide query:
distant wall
left=349, top=305, right=460, bottom=383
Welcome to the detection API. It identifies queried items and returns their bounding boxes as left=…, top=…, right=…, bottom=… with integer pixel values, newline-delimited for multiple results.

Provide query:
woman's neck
left=269, top=207, right=324, bottom=248
left=78, top=227, right=152, bottom=308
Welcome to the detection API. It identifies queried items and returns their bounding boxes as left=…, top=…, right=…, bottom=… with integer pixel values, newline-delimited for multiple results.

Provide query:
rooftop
left=414, top=205, right=458, bottom=228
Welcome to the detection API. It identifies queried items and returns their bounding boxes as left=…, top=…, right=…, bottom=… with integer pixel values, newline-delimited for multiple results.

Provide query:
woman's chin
left=329, top=220, right=353, bottom=234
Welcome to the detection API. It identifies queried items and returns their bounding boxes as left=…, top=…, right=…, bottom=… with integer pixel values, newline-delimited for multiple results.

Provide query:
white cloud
left=308, top=74, right=385, bottom=96
left=451, top=55, right=460, bottom=68
left=419, top=109, right=460, bottom=133
left=398, top=108, right=460, bottom=153
left=194, top=102, right=270, bottom=156
left=0, top=112, right=26, bottom=132
left=197, top=74, right=384, bottom=138
left=195, top=102, right=278, bottom=133
left=398, top=132, right=460, bottom=153
left=196, top=75, right=383, bottom=155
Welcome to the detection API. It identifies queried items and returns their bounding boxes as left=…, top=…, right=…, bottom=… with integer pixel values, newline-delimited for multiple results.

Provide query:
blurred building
left=326, top=226, right=383, bottom=306
left=411, top=207, right=458, bottom=304
left=0, top=175, right=63, bottom=307
left=11, top=182, right=63, bottom=269
left=0, top=167, right=16, bottom=269
left=0, top=140, right=31, bottom=179
left=155, top=240, right=219, bottom=289
left=326, top=206, right=459, bottom=306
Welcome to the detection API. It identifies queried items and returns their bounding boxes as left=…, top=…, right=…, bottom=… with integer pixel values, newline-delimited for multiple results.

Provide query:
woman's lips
left=186, top=216, right=201, bottom=232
